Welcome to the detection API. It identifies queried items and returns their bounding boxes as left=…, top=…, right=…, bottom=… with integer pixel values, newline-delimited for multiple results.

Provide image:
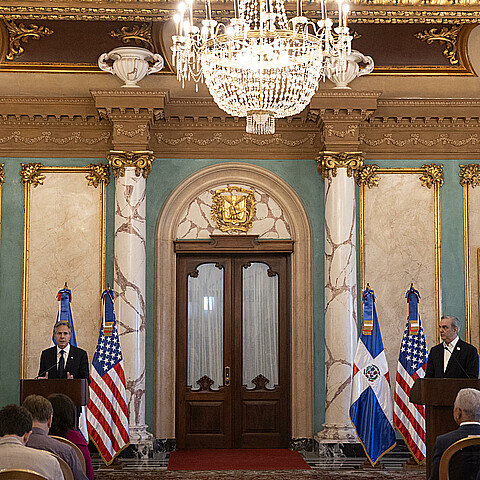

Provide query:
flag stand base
left=99, top=458, right=123, bottom=470
left=403, top=457, right=425, bottom=469
left=361, top=460, right=384, bottom=469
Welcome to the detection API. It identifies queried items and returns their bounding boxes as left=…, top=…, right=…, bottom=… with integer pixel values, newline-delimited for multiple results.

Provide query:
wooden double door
left=175, top=249, right=291, bottom=449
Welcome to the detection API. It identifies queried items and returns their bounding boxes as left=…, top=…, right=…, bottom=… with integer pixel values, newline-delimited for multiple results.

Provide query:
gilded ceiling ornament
left=211, top=185, right=256, bottom=233
left=20, top=163, right=45, bottom=187
left=108, top=23, right=154, bottom=51
left=420, top=164, right=444, bottom=189
left=459, top=164, right=480, bottom=188
left=86, top=163, right=110, bottom=188
left=107, top=150, right=154, bottom=179
left=316, top=151, right=364, bottom=180
left=356, top=164, right=380, bottom=189
left=5, top=20, right=53, bottom=61
left=414, top=24, right=463, bottom=65
left=0, top=163, right=4, bottom=185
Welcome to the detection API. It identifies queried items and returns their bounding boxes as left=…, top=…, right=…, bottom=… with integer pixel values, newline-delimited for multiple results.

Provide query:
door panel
left=176, top=253, right=290, bottom=449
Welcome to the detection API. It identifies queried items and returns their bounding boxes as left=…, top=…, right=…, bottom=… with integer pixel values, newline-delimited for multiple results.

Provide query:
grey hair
left=53, top=321, right=72, bottom=335
left=441, top=315, right=460, bottom=332
left=455, top=388, right=480, bottom=421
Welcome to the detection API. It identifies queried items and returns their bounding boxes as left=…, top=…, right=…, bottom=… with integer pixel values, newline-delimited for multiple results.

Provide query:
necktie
left=58, top=350, right=65, bottom=378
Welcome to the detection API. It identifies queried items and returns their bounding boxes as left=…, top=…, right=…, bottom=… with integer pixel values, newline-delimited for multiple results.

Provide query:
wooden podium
left=410, top=378, right=480, bottom=477
left=20, top=379, right=90, bottom=407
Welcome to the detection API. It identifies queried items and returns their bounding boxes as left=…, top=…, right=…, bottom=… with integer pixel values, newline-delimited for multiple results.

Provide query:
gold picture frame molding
left=359, top=166, right=443, bottom=343
left=20, top=165, right=107, bottom=378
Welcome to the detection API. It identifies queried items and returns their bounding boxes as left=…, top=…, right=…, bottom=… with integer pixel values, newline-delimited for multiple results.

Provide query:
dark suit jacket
left=425, top=339, right=479, bottom=379
left=38, top=344, right=90, bottom=382
left=429, top=423, right=480, bottom=480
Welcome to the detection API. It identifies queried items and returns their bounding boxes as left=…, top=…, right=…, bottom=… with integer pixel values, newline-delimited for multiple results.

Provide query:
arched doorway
left=154, top=162, right=313, bottom=441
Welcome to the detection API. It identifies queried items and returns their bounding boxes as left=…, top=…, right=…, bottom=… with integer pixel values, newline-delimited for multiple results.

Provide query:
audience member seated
left=22, top=394, right=88, bottom=480
left=0, top=404, right=64, bottom=480
left=430, top=388, right=480, bottom=480
left=49, top=393, right=94, bottom=480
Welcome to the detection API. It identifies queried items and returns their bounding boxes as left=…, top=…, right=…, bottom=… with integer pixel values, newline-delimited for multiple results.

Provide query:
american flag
left=87, top=289, right=130, bottom=465
left=393, top=286, right=428, bottom=464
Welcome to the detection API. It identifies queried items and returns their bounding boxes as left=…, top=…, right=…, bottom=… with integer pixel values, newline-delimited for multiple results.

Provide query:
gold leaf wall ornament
left=0, top=164, right=4, bottom=185
left=316, top=151, right=364, bottom=180
left=20, top=163, right=46, bottom=187
left=420, top=163, right=444, bottom=189
left=108, top=23, right=154, bottom=51
left=211, top=186, right=256, bottom=233
left=107, top=150, right=155, bottom=179
left=86, top=163, right=110, bottom=188
left=459, top=164, right=480, bottom=188
left=356, top=164, right=380, bottom=189
left=5, top=20, right=53, bottom=61
left=414, top=24, right=463, bottom=65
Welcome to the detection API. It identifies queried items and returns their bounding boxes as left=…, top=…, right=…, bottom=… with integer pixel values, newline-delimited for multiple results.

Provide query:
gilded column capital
left=316, top=151, right=364, bottom=180
left=420, top=163, right=444, bottom=189
left=356, top=164, right=380, bottom=189
left=107, top=150, right=155, bottom=179
left=20, top=163, right=45, bottom=187
left=0, top=164, right=4, bottom=185
left=459, top=164, right=480, bottom=188
left=86, top=163, right=110, bottom=187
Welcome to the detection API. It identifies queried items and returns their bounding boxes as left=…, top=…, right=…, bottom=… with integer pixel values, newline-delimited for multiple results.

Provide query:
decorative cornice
left=360, top=132, right=480, bottom=148
left=4, top=20, right=53, bottom=61
left=0, top=163, right=4, bottom=185
left=20, top=162, right=45, bottom=187
left=108, top=23, right=154, bottom=51
left=107, top=150, right=154, bottom=178
left=459, top=164, right=480, bottom=188
left=420, top=164, right=444, bottom=189
left=316, top=151, right=364, bottom=180
left=0, top=131, right=110, bottom=145
left=414, top=24, right=463, bottom=65
left=356, top=164, right=380, bottom=189
left=115, top=124, right=148, bottom=138
left=86, top=163, right=110, bottom=187
left=155, top=132, right=317, bottom=147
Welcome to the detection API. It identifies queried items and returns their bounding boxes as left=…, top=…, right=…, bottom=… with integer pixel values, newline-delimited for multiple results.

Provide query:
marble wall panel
left=364, top=173, right=436, bottom=386
left=176, top=185, right=291, bottom=239
left=468, top=186, right=480, bottom=350
left=24, top=171, right=103, bottom=378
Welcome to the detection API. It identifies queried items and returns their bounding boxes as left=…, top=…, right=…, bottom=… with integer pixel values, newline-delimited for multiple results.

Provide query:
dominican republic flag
left=52, top=285, right=77, bottom=346
left=350, top=286, right=396, bottom=466
left=87, top=289, right=130, bottom=465
left=393, top=285, right=428, bottom=463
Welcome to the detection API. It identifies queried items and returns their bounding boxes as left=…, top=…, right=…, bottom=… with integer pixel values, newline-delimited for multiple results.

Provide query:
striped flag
left=87, top=289, right=130, bottom=465
left=393, top=285, right=428, bottom=463
left=350, top=286, right=396, bottom=466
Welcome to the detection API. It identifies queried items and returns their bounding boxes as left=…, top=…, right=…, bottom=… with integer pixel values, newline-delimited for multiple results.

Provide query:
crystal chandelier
left=172, top=0, right=359, bottom=134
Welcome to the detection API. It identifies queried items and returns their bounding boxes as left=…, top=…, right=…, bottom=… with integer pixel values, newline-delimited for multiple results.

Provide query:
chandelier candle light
left=172, top=0, right=371, bottom=134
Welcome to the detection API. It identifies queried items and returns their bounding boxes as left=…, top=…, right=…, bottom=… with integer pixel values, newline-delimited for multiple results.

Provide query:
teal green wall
left=0, top=155, right=470, bottom=438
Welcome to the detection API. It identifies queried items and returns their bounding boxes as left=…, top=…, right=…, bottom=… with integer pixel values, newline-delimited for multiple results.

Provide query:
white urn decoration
left=98, top=46, right=164, bottom=88
left=327, top=50, right=374, bottom=89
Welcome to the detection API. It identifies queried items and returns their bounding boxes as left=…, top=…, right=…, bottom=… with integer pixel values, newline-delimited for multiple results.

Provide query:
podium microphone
left=444, top=344, right=474, bottom=379
left=35, top=362, right=58, bottom=379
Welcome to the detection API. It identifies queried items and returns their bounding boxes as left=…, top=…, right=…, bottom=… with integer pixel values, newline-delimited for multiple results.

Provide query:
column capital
left=107, top=150, right=155, bottom=179
left=316, top=151, right=364, bottom=180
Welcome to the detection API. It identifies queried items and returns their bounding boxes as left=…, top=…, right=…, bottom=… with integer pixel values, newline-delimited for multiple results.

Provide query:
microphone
left=35, top=362, right=58, bottom=379
left=444, top=344, right=474, bottom=379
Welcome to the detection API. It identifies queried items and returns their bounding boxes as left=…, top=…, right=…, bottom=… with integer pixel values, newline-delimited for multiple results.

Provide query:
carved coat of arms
left=211, top=186, right=256, bottom=232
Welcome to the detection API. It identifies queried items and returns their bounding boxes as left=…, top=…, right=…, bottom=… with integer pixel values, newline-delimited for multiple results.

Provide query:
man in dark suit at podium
left=38, top=321, right=90, bottom=382
left=429, top=388, right=480, bottom=480
left=425, top=316, right=479, bottom=379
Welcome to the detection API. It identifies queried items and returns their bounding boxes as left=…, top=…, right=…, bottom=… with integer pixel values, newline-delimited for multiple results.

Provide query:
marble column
left=108, top=151, right=154, bottom=450
left=316, top=152, right=362, bottom=444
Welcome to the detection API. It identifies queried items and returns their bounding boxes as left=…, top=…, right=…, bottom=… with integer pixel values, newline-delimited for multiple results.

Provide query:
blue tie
left=58, top=350, right=65, bottom=378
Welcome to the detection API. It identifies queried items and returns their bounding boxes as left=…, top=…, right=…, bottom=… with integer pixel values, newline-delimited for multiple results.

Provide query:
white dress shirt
left=56, top=343, right=70, bottom=369
left=443, top=336, right=460, bottom=372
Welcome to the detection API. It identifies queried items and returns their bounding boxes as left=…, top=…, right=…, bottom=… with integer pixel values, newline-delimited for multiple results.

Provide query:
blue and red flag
left=52, top=285, right=77, bottom=347
left=350, top=286, right=396, bottom=466
left=394, top=285, right=428, bottom=463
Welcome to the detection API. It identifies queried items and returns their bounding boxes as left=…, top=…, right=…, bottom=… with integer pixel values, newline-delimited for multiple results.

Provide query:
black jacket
left=38, top=345, right=90, bottom=382
left=425, top=339, right=479, bottom=379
